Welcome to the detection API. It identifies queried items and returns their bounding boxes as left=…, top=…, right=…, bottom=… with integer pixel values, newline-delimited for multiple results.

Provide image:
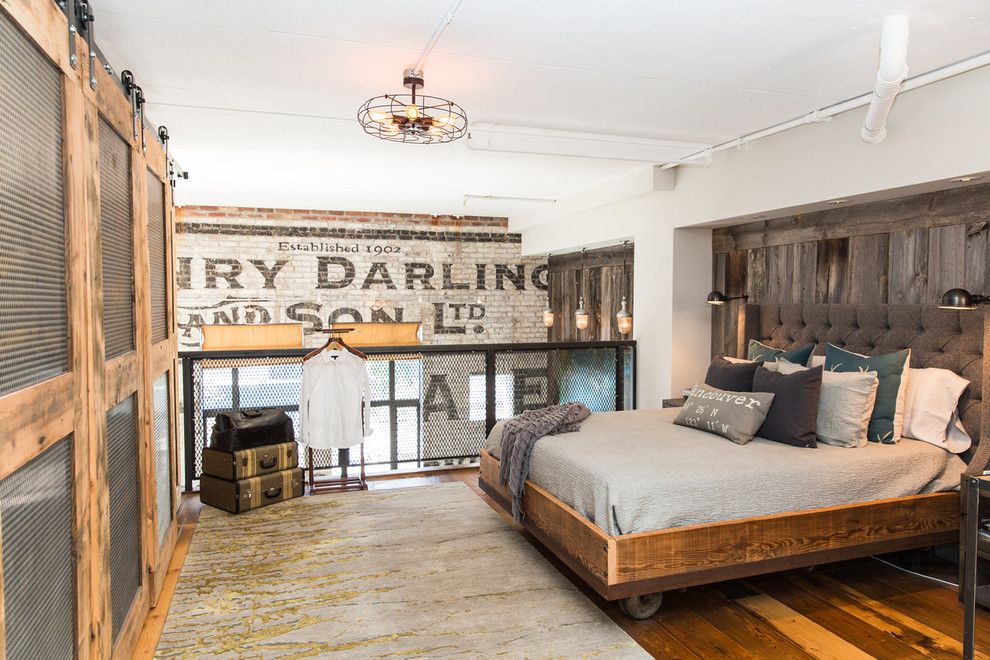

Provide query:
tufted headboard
left=740, top=304, right=989, bottom=473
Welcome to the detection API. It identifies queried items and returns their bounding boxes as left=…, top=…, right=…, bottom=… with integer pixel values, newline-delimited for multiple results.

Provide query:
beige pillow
left=776, top=360, right=878, bottom=447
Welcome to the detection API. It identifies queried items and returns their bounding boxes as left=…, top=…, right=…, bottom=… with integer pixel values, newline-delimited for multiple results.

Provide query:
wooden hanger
left=303, top=328, right=367, bottom=361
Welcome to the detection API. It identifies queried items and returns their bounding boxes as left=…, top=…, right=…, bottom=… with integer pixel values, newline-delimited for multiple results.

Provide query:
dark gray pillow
left=674, top=383, right=775, bottom=444
left=753, top=366, right=823, bottom=448
left=705, top=357, right=759, bottom=392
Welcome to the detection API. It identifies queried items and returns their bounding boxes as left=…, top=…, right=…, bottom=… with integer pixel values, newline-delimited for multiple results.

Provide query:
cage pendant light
left=575, top=248, right=590, bottom=331
left=542, top=254, right=555, bottom=328
left=358, top=69, right=467, bottom=144
left=616, top=241, right=633, bottom=336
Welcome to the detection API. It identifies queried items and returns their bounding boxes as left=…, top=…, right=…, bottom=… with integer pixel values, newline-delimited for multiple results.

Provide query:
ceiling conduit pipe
left=666, top=37, right=990, bottom=169
left=861, top=15, right=910, bottom=143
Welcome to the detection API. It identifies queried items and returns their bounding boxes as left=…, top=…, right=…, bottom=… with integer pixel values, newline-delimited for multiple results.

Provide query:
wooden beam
left=105, top=353, right=140, bottom=408
left=0, top=373, right=74, bottom=480
left=0, top=0, right=73, bottom=75
left=611, top=493, right=958, bottom=588
left=479, top=451, right=610, bottom=586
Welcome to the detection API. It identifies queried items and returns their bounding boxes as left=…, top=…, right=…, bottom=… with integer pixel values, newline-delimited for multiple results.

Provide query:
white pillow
left=776, top=360, right=878, bottom=447
left=810, top=355, right=825, bottom=368
left=902, top=367, right=971, bottom=453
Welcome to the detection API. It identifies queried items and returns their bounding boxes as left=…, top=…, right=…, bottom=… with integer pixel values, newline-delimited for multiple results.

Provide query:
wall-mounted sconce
left=705, top=290, right=749, bottom=306
left=938, top=288, right=989, bottom=311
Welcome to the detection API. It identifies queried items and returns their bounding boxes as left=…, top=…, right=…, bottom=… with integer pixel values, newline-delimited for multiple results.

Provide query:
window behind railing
left=180, top=341, right=635, bottom=491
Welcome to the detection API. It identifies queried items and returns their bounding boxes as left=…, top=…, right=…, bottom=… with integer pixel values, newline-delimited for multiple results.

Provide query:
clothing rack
left=306, top=328, right=369, bottom=494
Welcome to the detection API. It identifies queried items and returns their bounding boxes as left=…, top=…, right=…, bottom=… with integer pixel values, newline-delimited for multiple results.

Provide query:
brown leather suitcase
left=200, top=468, right=304, bottom=514
left=201, top=442, right=298, bottom=481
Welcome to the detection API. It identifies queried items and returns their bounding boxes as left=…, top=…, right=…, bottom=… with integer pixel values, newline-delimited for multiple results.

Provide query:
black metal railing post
left=484, top=347, right=497, bottom=436
left=614, top=346, right=625, bottom=411
left=181, top=355, right=196, bottom=492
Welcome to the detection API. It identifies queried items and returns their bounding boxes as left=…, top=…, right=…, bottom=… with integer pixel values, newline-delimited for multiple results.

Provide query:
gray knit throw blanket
left=498, top=402, right=591, bottom=522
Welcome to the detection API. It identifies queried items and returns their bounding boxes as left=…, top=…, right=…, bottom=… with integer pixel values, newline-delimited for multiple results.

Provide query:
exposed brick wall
left=175, top=206, right=548, bottom=348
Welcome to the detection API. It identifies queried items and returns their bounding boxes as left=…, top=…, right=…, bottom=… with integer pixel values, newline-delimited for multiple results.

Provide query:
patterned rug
left=156, top=482, right=647, bottom=658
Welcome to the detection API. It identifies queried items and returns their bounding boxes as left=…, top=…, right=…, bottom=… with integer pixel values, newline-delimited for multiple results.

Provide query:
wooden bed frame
left=479, top=303, right=990, bottom=618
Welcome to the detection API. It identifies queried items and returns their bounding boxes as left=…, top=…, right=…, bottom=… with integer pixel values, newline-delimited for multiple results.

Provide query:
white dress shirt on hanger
left=299, top=349, right=373, bottom=449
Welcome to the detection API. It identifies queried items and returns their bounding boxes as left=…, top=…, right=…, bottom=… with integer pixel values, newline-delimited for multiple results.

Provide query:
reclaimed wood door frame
left=0, top=2, right=180, bottom=658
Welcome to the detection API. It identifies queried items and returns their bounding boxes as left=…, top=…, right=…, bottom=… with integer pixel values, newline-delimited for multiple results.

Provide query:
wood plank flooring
left=135, top=468, right=990, bottom=658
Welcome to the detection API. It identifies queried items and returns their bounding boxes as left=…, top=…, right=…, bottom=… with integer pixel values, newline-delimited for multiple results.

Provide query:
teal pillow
left=747, top=340, right=814, bottom=366
left=824, top=344, right=910, bottom=444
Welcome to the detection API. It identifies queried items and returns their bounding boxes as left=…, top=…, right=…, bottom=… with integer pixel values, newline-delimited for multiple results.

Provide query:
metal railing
left=180, top=340, right=636, bottom=491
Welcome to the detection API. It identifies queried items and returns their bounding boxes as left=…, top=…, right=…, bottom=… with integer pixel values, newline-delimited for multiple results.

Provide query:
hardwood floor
left=135, top=469, right=990, bottom=658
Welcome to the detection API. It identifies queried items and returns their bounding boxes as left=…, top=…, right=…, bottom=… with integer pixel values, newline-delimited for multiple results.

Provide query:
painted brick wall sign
left=175, top=206, right=549, bottom=347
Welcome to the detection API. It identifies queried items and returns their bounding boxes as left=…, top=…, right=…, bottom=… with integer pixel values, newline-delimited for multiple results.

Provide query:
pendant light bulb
left=542, top=253, right=554, bottom=328
left=616, top=241, right=633, bottom=335
left=405, top=104, right=420, bottom=120
left=616, top=296, right=633, bottom=335
left=575, top=296, right=590, bottom=330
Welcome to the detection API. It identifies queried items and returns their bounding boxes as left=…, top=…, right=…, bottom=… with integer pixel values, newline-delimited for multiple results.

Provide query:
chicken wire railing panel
left=153, top=372, right=172, bottom=547
left=0, top=12, right=69, bottom=397
left=557, top=347, right=620, bottom=412
left=181, top=342, right=634, bottom=490
left=107, top=394, right=142, bottom=643
left=0, top=437, right=74, bottom=660
left=421, top=351, right=487, bottom=463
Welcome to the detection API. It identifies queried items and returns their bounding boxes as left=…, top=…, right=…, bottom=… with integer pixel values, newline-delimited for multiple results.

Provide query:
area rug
left=156, top=482, right=647, bottom=658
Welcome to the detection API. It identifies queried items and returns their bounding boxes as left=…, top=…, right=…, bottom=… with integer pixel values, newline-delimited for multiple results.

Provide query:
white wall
left=513, top=65, right=990, bottom=408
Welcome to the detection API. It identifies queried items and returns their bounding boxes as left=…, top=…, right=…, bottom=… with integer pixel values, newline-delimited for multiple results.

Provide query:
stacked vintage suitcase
left=200, top=408, right=305, bottom=514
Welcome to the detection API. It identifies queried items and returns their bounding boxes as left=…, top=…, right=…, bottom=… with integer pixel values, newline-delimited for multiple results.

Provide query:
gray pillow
left=675, top=383, right=775, bottom=445
left=776, top=360, right=879, bottom=447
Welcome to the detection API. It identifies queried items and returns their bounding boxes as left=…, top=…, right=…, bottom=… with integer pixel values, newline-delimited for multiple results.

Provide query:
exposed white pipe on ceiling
left=413, top=0, right=465, bottom=74
left=664, top=48, right=990, bottom=169
left=467, top=124, right=711, bottom=163
left=861, top=15, right=910, bottom=143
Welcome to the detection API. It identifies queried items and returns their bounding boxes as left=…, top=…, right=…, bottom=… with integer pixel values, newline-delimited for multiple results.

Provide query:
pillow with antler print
left=674, top=383, right=775, bottom=445
left=824, top=344, right=910, bottom=444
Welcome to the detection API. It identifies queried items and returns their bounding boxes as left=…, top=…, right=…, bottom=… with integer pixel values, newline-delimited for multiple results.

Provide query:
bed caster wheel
left=618, top=592, right=664, bottom=620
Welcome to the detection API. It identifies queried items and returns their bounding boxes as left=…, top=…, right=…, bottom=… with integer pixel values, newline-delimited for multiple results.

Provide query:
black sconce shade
left=938, top=288, right=988, bottom=311
left=706, top=290, right=748, bottom=306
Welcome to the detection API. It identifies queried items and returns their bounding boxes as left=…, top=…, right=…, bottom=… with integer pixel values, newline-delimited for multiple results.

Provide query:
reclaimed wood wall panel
left=548, top=244, right=634, bottom=342
left=887, top=228, right=929, bottom=304
left=711, top=182, right=990, bottom=357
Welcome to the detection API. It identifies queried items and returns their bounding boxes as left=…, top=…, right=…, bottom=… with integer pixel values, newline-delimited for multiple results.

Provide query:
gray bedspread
left=485, top=408, right=967, bottom=536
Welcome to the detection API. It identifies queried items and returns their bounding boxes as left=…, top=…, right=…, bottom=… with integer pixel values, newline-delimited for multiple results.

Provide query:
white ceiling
left=94, top=0, right=990, bottom=216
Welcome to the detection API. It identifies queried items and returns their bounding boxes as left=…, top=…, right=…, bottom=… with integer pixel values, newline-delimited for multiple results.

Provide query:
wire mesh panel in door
left=107, top=395, right=142, bottom=642
left=153, top=373, right=172, bottom=547
left=147, top=169, right=168, bottom=343
left=0, top=12, right=69, bottom=396
left=99, top=119, right=135, bottom=361
left=0, top=438, right=75, bottom=660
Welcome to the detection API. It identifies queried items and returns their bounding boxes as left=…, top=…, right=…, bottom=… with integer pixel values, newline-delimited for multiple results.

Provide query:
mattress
left=485, top=407, right=967, bottom=536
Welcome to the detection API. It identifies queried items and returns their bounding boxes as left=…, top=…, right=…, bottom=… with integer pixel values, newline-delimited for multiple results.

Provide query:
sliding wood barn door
left=0, top=2, right=180, bottom=658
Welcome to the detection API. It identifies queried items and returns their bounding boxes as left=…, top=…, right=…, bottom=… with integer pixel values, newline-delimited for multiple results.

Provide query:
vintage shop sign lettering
left=177, top=250, right=547, bottom=344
